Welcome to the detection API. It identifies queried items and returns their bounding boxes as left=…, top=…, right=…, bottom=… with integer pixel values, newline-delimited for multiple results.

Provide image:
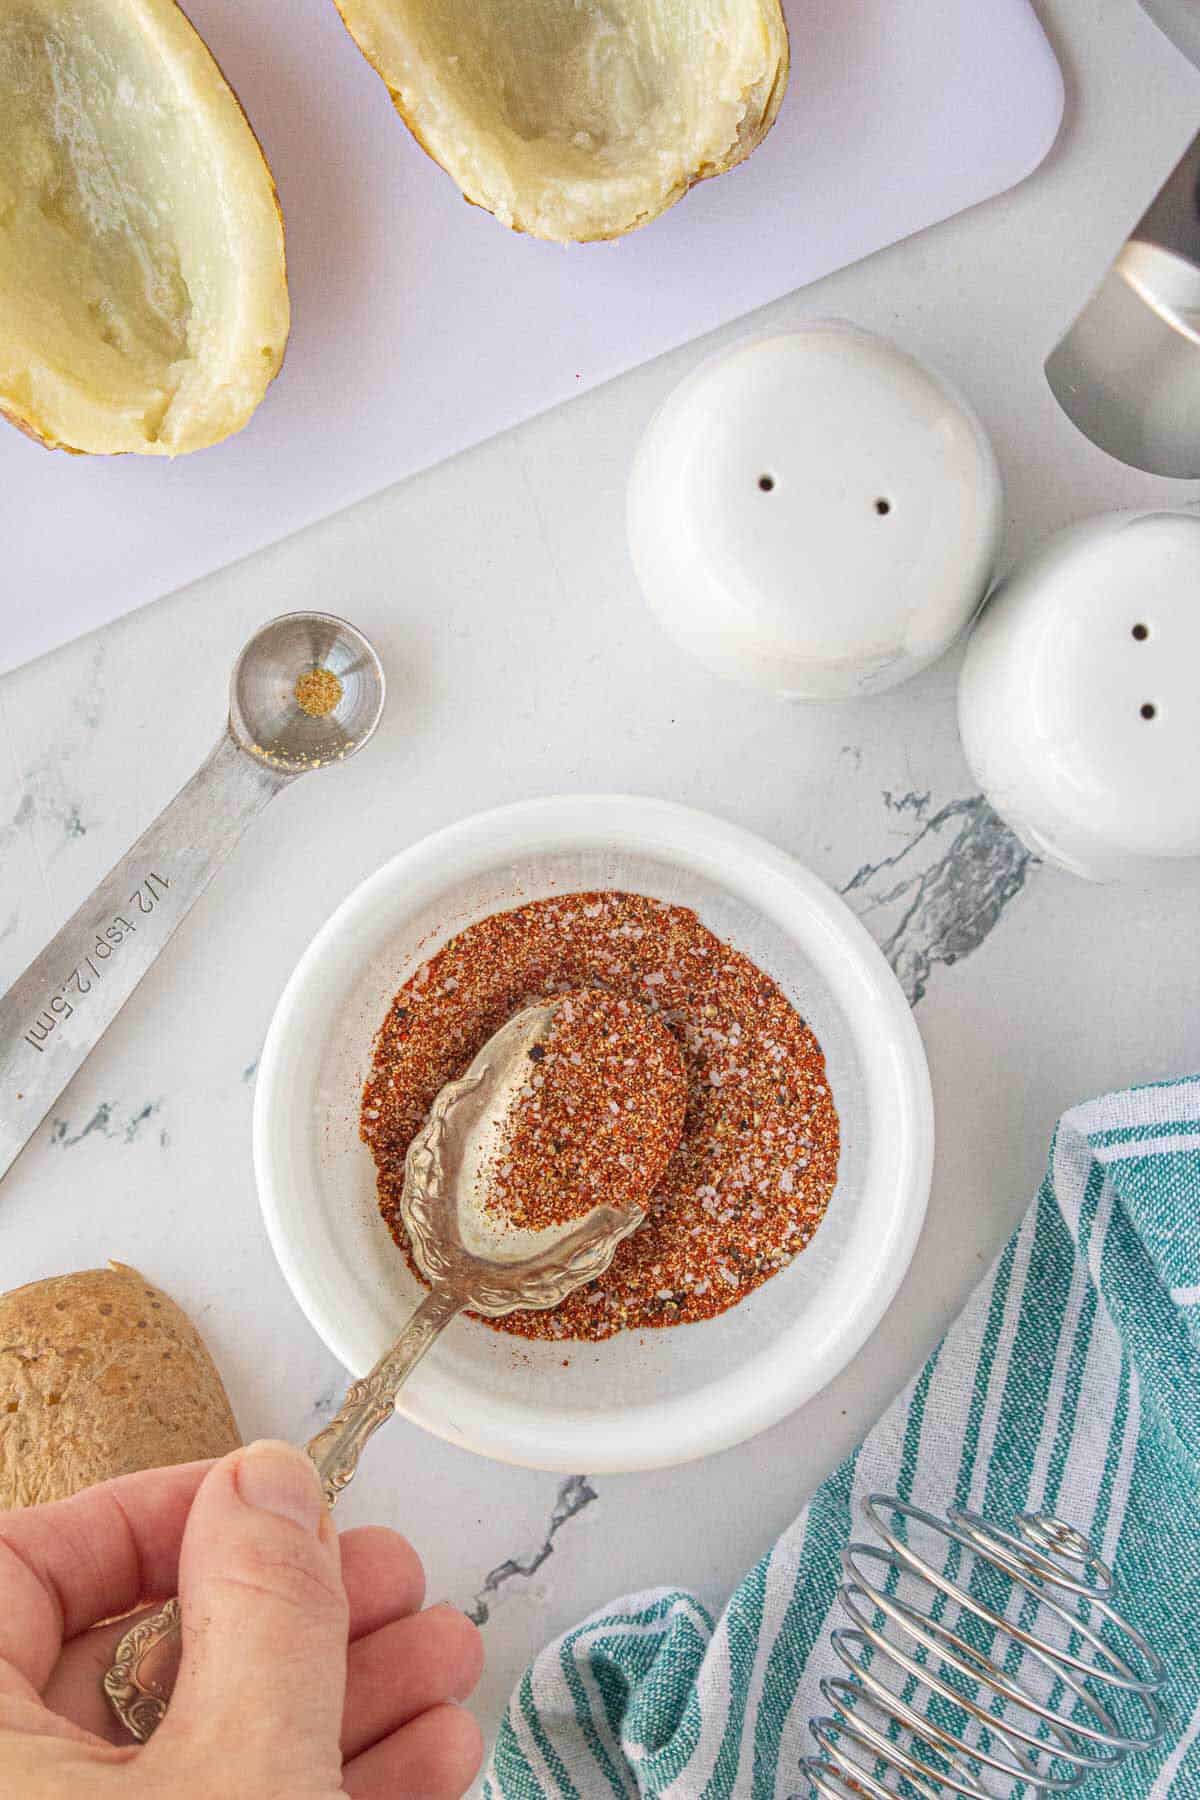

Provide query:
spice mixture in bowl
left=361, top=897, right=840, bottom=1341
left=254, top=797, right=932, bottom=1472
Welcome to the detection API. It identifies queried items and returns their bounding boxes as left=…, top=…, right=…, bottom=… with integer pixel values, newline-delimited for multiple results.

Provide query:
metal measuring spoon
left=105, top=996, right=685, bottom=1742
left=0, top=612, right=385, bottom=1184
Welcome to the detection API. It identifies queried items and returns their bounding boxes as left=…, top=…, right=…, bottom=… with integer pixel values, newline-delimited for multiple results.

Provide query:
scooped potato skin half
left=332, top=0, right=789, bottom=244
left=0, top=0, right=289, bottom=456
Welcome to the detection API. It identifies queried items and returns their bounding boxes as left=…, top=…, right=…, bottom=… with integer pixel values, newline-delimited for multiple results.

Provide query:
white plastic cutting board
left=2, top=0, right=1062, bottom=674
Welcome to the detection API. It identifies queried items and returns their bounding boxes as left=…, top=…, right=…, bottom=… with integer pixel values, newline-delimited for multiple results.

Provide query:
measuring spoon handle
left=0, top=733, right=288, bottom=1183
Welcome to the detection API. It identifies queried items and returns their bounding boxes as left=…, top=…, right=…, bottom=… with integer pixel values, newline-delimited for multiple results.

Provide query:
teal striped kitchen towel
left=485, top=1077, right=1200, bottom=1798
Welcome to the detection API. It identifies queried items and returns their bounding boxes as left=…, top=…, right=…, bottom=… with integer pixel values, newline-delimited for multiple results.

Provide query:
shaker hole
left=874, top=498, right=892, bottom=516
left=758, top=474, right=776, bottom=493
left=1132, top=623, right=1149, bottom=642
left=1140, top=703, right=1158, bottom=721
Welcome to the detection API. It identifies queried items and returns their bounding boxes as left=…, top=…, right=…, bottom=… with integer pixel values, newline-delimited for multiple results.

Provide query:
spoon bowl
left=230, top=611, right=386, bottom=775
left=401, top=1000, right=651, bottom=1312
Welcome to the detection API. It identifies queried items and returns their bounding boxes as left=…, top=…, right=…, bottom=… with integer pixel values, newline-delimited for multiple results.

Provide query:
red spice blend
left=484, top=989, right=687, bottom=1230
left=360, top=892, right=840, bottom=1342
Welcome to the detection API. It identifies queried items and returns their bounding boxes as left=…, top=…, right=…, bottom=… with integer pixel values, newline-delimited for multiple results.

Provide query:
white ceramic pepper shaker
left=627, top=321, right=1003, bottom=700
left=959, top=511, right=1200, bottom=883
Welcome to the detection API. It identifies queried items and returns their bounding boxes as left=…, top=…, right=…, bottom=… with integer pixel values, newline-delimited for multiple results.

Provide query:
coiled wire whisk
left=801, top=1496, right=1168, bottom=1798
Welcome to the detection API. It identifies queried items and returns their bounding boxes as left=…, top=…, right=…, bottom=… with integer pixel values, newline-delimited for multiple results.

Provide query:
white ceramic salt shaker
left=959, top=511, right=1200, bottom=883
left=627, top=321, right=1003, bottom=700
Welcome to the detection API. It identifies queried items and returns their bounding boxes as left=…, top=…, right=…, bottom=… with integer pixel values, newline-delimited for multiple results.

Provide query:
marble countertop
left=3, top=0, right=1199, bottom=1779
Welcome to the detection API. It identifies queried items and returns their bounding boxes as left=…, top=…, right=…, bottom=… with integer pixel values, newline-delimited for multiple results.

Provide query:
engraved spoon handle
left=306, top=1285, right=465, bottom=1503
left=103, top=1284, right=465, bottom=1743
left=0, top=734, right=289, bottom=1183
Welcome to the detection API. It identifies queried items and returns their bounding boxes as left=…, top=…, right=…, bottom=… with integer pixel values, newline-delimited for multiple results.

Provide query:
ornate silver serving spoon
left=104, top=996, right=684, bottom=1742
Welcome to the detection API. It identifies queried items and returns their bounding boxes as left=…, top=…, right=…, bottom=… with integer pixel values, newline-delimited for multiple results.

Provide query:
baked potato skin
left=0, top=1262, right=240, bottom=1509
left=0, top=0, right=290, bottom=457
left=332, top=0, right=790, bottom=244
left=0, top=402, right=78, bottom=453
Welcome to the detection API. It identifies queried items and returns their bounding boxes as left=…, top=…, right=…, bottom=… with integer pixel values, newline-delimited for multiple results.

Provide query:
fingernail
left=236, top=1440, right=325, bottom=1533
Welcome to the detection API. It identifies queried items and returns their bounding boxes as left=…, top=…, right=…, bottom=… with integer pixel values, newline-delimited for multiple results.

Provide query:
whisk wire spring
left=801, top=1496, right=1168, bottom=1799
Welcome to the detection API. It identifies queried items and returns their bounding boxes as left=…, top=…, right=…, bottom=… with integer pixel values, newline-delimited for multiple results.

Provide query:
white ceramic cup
left=959, top=511, right=1200, bottom=883
left=627, top=321, right=1003, bottom=700
left=254, top=796, right=933, bottom=1472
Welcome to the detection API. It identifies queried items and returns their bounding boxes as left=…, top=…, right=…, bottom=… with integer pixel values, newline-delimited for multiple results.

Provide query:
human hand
left=0, top=1440, right=484, bottom=1798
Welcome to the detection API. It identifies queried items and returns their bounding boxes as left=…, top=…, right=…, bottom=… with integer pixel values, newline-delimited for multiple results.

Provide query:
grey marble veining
left=48, top=1099, right=163, bottom=1150
left=308, top=1378, right=341, bottom=1422
left=3, top=647, right=108, bottom=854
left=467, top=1476, right=599, bottom=1628
left=842, top=795, right=1035, bottom=1006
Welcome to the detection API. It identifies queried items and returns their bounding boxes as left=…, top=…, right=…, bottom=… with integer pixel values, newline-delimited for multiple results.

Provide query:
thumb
left=155, top=1440, right=347, bottom=1790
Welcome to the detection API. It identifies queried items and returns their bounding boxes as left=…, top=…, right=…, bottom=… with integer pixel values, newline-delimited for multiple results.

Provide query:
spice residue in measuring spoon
left=361, top=892, right=841, bottom=1342
left=294, top=666, right=343, bottom=717
left=483, top=988, right=686, bottom=1231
